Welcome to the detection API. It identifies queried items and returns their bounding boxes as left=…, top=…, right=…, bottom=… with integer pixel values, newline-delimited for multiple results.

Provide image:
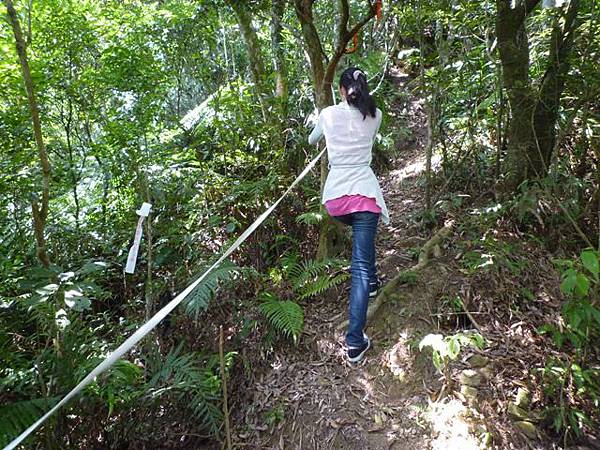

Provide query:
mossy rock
left=507, top=403, right=529, bottom=420
left=460, top=369, right=483, bottom=387
left=467, top=354, right=490, bottom=368
left=460, top=385, right=478, bottom=402
left=515, top=420, right=537, bottom=439
left=515, top=387, right=530, bottom=409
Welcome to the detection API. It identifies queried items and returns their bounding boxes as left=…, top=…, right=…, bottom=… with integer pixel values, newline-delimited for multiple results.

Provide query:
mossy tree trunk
left=271, top=0, right=288, bottom=105
left=496, top=0, right=581, bottom=190
left=228, top=0, right=270, bottom=121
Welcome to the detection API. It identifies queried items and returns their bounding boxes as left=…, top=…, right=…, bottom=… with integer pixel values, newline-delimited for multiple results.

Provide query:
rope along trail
left=4, top=148, right=326, bottom=450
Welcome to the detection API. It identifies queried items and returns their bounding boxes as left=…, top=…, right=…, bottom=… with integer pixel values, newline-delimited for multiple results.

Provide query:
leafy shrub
left=0, top=398, right=59, bottom=448
left=538, top=359, right=599, bottom=437
left=537, top=249, right=600, bottom=438
left=86, top=360, right=144, bottom=417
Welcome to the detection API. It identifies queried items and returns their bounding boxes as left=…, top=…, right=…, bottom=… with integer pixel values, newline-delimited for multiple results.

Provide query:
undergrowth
left=432, top=182, right=600, bottom=444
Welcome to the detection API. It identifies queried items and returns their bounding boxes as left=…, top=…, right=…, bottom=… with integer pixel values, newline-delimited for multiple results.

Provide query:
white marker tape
left=4, top=148, right=325, bottom=450
left=136, top=202, right=152, bottom=217
left=125, top=203, right=152, bottom=274
left=542, top=0, right=565, bottom=7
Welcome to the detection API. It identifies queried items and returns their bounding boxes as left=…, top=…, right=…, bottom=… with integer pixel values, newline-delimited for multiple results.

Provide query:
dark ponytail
left=339, top=67, right=377, bottom=120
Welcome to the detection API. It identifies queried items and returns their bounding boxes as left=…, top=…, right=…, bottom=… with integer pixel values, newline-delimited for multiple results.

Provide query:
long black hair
left=339, top=67, right=377, bottom=120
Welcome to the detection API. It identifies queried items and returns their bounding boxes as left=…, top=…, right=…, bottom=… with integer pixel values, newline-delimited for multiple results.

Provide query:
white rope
left=4, top=147, right=326, bottom=450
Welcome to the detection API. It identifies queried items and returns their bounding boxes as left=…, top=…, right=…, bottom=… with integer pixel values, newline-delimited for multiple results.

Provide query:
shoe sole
left=348, top=337, right=371, bottom=363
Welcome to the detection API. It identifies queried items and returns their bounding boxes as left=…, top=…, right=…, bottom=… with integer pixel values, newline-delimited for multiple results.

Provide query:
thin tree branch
left=345, top=1, right=377, bottom=43
left=337, top=0, right=350, bottom=50
left=324, top=1, right=377, bottom=87
left=4, top=0, right=52, bottom=267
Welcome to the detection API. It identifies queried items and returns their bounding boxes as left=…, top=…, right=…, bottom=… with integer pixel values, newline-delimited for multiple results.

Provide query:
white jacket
left=309, top=101, right=389, bottom=223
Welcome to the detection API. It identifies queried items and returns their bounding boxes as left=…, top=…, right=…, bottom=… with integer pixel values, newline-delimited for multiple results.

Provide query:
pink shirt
left=325, top=195, right=381, bottom=217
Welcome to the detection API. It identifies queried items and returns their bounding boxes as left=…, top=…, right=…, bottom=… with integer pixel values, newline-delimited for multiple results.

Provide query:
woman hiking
left=309, top=67, right=389, bottom=363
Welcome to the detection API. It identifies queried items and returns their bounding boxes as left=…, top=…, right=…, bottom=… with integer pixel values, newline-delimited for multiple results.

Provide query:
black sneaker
left=347, top=334, right=371, bottom=363
left=369, top=277, right=381, bottom=298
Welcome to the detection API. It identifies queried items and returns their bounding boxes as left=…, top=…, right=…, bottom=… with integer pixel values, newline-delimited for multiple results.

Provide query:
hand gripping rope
left=4, top=147, right=326, bottom=450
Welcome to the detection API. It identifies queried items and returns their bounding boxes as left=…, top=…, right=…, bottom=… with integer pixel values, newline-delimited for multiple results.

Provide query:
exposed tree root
left=336, top=220, right=455, bottom=331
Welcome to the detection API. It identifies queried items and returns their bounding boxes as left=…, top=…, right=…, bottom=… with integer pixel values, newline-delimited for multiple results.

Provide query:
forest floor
left=226, top=68, right=600, bottom=450
left=230, top=70, right=492, bottom=450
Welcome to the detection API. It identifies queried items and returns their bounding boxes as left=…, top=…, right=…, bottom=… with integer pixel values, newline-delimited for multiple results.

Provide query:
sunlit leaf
left=64, top=289, right=91, bottom=311
left=560, top=269, right=577, bottom=295
left=35, top=284, right=59, bottom=296
left=574, top=274, right=590, bottom=298
left=580, top=250, right=599, bottom=278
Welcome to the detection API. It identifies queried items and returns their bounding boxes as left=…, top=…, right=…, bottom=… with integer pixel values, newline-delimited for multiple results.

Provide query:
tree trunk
left=228, top=0, right=270, bottom=120
left=271, top=0, right=288, bottom=103
left=5, top=0, right=51, bottom=268
left=532, top=0, right=580, bottom=171
left=494, top=63, right=505, bottom=181
left=294, top=0, right=376, bottom=258
left=424, top=97, right=436, bottom=212
left=145, top=208, right=153, bottom=322
left=496, top=0, right=581, bottom=190
left=140, top=136, right=154, bottom=322
left=496, top=0, right=537, bottom=189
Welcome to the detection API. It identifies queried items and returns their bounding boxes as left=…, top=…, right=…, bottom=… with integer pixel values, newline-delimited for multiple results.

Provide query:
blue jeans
left=334, top=212, right=380, bottom=348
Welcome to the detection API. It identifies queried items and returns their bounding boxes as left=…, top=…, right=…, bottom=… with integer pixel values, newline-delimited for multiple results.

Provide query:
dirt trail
left=233, top=71, right=485, bottom=450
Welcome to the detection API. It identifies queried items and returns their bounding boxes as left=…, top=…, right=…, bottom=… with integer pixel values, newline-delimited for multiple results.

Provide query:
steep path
left=232, top=71, right=485, bottom=450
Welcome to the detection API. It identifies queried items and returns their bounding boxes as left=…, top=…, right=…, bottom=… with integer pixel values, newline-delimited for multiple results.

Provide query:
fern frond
left=145, top=345, right=224, bottom=435
left=280, top=252, right=302, bottom=280
left=292, top=257, right=345, bottom=289
left=0, top=397, right=59, bottom=447
left=183, top=261, right=239, bottom=320
left=189, top=392, right=223, bottom=435
left=259, top=293, right=304, bottom=344
left=295, top=211, right=324, bottom=225
left=291, top=257, right=349, bottom=299
left=298, top=272, right=350, bottom=300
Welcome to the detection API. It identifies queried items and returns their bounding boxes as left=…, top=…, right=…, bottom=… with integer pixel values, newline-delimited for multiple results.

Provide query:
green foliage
left=280, top=253, right=349, bottom=300
left=259, top=292, right=304, bottom=344
left=145, top=345, right=230, bottom=435
left=538, top=359, right=599, bottom=438
left=86, top=360, right=143, bottom=417
left=442, top=295, right=464, bottom=313
left=542, top=249, right=600, bottom=350
left=258, top=253, right=349, bottom=345
left=296, top=211, right=325, bottom=225
left=537, top=249, right=600, bottom=438
left=1, top=0, right=598, bottom=446
left=183, top=261, right=240, bottom=321
left=0, top=397, right=59, bottom=448
left=419, top=332, right=485, bottom=374
left=264, top=402, right=285, bottom=427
